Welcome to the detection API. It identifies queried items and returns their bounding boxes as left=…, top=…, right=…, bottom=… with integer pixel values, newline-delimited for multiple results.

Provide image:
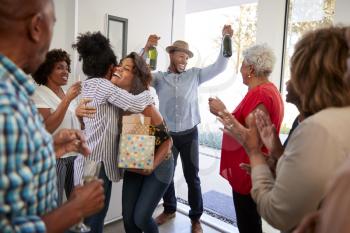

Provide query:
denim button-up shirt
left=152, top=47, right=228, bottom=132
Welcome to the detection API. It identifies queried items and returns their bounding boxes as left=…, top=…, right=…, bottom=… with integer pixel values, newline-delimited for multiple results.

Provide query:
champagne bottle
left=223, top=34, right=232, bottom=58
left=148, top=46, right=158, bottom=70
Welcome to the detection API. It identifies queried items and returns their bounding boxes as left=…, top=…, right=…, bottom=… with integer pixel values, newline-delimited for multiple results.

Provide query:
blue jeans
left=84, top=163, right=112, bottom=233
left=122, top=158, right=174, bottom=233
left=162, top=126, right=203, bottom=220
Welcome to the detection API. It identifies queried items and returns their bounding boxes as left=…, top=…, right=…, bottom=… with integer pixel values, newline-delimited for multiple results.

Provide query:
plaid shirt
left=0, top=55, right=57, bottom=233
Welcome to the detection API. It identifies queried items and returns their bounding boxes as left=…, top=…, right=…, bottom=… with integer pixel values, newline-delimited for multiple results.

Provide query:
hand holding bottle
left=222, top=25, right=233, bottom=57
left=144, top=34, right=160, bottom=52
left=144, top=34, right=160, bottom=70
left=222, top=24, right=233, bottom=37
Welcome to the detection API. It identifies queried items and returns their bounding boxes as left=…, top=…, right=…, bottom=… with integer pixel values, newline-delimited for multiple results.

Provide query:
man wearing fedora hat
left=142, top=25, right=233, bottom=233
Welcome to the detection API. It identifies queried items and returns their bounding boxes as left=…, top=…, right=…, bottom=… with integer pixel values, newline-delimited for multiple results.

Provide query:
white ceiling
left=186, top=0, right=258, bottom=13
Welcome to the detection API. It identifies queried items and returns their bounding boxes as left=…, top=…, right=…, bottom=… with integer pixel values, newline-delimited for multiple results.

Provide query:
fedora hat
left=166, top=40, right=193, bottom=58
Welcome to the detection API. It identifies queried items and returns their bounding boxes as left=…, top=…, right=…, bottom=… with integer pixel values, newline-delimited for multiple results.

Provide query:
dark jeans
left=122, top=158, right=174, bottom=233
left=232, top=190, right=262, bottom=233
left=84, top=163, right=112, bottom=233
left=162, top=126, right=203, bottom=220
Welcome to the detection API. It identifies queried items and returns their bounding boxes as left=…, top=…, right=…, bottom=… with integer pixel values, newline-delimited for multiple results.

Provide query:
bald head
left=0, top=0, right=46, bottom=33
left=0, top=0, right=55, bottom=74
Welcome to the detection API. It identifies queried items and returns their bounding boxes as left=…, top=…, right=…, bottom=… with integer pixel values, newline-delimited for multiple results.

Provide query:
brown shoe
left=155, top=212, right=176, bottom=225
left=191, top=220, right=203, bottom=233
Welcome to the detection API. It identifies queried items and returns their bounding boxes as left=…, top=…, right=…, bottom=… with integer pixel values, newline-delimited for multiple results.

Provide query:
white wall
left=51, top=0, right=187, bottom=83
left=173, top=0, right=186, bottom=41
left=255, top=0, right=287, bottom=89
left=77, top=0, right=182, bottom=74
left=334, top=0, right=350, bottom=25
left=51, top=0, right=76, bottom=62
left=50, top=0, right=77, bottom=88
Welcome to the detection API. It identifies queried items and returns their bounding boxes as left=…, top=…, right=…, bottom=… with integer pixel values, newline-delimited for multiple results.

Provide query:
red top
left=220, top=82, right=284, bottom=194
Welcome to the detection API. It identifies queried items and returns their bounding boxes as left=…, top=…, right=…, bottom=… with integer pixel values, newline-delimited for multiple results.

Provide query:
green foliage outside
left=280, top=122, right=291, bottom=135
left=198, top=128, right=223, bottom=149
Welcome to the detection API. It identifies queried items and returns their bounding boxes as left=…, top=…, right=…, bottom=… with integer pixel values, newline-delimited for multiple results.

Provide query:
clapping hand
left=255, top=109, right=284, bottom=159
left=217, top=110, right=261, bottom=156
left=240, top=154, right=277, bottom=177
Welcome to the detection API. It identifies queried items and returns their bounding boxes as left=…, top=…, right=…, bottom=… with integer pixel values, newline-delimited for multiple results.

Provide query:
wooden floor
left=104, top=206, right=225, bottom=233
left=103, top=204, right=279, bottom=233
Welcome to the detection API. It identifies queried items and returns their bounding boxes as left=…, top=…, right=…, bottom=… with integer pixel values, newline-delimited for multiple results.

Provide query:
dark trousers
left=162, top=126, right=203, bottom=220
left=56, top=156, right=76, bottom=206
left=84, top=163, right=112, bottom=233
left=233, top=190, right=262, bottom=233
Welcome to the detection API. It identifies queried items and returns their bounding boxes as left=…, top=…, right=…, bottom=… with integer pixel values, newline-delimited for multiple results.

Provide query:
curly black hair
left=32, top=49, right=71, bottom=85
left=121, top=52, right=152, bottom=95
left=72, top=31, right=117, bottom=78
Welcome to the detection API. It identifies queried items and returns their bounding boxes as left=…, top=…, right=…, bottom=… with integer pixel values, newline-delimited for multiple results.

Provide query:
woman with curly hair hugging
left=32, top=49, right=81, bottom=206
left=110, top=53, right=173, bottom=233
left=72, top=32, right=154, bottom=233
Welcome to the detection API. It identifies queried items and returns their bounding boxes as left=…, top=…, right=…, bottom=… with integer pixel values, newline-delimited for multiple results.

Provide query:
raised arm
left=140, top=34, right=160, bottom=58
left=140, top=35, right=161, bottom=88
left=198, top=25, right=233, bottom=84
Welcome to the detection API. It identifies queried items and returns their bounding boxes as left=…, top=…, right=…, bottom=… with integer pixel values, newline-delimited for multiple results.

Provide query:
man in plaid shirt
left=0, top=0, right=105, bottom=232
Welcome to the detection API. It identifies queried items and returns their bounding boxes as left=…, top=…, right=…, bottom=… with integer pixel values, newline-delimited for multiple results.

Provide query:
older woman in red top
left=209, top=43, right=284, bottom=233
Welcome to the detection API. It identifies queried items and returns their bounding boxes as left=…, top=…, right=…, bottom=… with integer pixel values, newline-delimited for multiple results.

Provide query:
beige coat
left=251, top=107, right=350, bottom=232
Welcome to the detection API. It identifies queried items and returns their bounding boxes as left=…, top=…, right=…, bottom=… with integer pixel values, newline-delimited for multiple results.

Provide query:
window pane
left=185, top=2, right=258, bottom=150
left=281, top=0, right=336, bottom=134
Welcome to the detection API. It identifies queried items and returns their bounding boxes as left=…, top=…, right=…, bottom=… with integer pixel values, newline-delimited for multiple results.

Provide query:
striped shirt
left=74, top=78, right=154, bottom=184
left=0, top=55, right=57, bottom=233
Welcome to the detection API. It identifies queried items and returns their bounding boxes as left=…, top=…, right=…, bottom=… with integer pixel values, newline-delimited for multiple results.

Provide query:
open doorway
left=172, top=0, right=258, bottom=230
